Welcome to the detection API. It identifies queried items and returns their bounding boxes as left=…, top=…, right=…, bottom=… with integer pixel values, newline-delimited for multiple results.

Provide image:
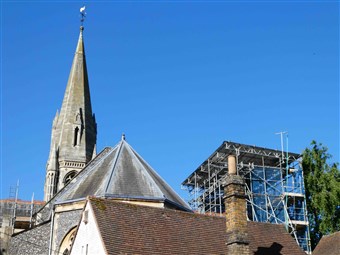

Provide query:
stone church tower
left=44, top=26, right=97, bottom=201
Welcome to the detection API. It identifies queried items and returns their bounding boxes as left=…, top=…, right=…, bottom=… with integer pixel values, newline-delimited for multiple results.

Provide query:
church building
left=9, top=23, right=191, bottom=255
left=8, top=20, right=306, bottom=255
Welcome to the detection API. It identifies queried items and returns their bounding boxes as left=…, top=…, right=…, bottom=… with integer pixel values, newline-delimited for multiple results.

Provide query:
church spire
left=76, top=26, right=84, bottom=53
left=44, top=24, right=97, bottom=201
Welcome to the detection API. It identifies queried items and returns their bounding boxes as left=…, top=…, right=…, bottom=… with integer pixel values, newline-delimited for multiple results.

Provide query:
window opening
left=73, top=127, right=79, bottom=146
left=64, top=171, right=77, bottom=185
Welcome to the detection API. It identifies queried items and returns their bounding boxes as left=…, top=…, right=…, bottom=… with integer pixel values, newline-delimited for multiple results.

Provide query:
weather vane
left=80, top=6, right=86, bottom=27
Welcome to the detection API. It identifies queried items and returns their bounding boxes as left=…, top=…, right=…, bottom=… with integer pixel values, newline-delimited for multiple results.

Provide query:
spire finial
left=80, top=6, right=86, bottom=29
left=121, top=133, right=126, bottom=141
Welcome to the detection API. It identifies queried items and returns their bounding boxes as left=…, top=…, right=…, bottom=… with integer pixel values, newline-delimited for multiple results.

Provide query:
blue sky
left=1, top=1, right=339, bottom=201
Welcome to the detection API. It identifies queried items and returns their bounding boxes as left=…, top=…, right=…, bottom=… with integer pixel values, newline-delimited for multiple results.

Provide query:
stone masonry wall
left=9, top=221, right=51, bottom=255
left=52, top=209, right=82, bottom=255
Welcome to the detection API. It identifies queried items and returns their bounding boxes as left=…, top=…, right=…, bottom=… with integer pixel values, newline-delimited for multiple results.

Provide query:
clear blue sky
left=1, top=1, right=339, bottom=201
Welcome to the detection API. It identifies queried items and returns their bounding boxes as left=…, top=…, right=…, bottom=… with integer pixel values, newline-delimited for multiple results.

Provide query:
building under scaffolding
left=181, top=141, right=311, bottom=254
left=0, top=184, right=45, bottom=255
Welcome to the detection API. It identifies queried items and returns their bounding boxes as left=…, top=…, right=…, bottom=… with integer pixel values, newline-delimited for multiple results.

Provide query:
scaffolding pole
left=181, top=141, right=311, bottom=254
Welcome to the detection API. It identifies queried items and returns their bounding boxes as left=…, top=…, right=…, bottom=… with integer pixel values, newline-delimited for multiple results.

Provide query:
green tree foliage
left=302, top=141, right=340, bottom=250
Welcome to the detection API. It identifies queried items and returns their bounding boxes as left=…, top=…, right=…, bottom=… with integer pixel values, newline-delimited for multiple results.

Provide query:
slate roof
left=313, top=232, right=340, bottom=255
left=88, top=198, right=305, bottom=255
left=53, top=138, right=190, bottom=211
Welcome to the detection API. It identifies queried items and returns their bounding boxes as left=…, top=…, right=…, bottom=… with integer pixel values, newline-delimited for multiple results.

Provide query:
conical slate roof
left=54, top=137, right=191, bottom=211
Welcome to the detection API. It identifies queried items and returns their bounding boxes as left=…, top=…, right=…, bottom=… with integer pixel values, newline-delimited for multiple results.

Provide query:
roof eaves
left=102, top=194, right=166, bottom=202
left=164, top=198, right=193, bottom=212
left=54, top=197, right=86, bottom=206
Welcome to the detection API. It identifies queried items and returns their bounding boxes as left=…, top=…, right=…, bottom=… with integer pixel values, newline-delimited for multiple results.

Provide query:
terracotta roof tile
left=89, top=198, right=305, bottom=255
left=313, top=232, right=340, bottom=255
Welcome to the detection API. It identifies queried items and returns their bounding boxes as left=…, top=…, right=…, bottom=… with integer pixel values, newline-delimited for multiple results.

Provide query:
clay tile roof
left=89, top=198, right=305, bottom=255
left=248, top=222, right=305, bottom=255
left=313, top=232, right=340, bottom=255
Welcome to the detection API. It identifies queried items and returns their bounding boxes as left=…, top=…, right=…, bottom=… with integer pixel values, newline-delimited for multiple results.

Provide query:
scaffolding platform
left=181, top=141, right=311, bottom=254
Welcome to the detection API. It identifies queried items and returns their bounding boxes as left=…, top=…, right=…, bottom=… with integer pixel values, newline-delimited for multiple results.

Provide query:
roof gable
left=69, top=201, right=107, bottom=255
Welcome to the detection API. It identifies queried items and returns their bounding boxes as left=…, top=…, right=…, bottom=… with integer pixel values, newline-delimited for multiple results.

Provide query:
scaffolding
left=1, top=184, right=44, bottom=234
left=181, top=141, right=311, bottom=254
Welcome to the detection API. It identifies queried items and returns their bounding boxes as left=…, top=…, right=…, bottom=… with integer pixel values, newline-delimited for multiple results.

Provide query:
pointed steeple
left=44, top=26, right=97, bottom=201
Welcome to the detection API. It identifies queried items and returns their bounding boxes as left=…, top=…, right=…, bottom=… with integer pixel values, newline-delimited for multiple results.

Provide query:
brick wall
left=224, top=172, right=250, bottom=255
